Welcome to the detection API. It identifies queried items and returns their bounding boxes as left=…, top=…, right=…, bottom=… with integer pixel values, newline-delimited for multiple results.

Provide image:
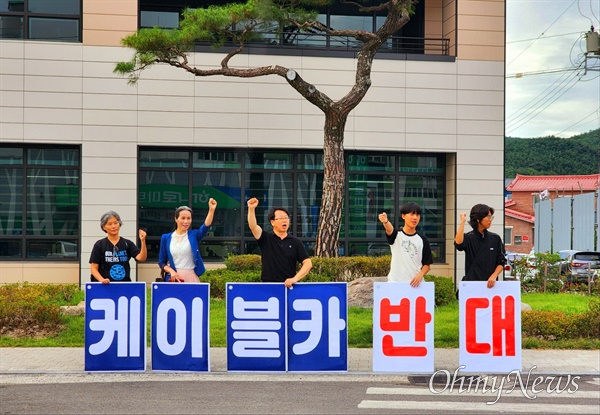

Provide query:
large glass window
left=0, top=145, right=80, bottom=260
left=0, top=0, right=81, bottom=42
left=138, top=0, right=431, bottom=55
left=139, top=148, right=445, bottom=262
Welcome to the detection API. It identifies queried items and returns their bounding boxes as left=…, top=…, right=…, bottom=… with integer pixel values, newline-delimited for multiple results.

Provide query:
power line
left=506, top=67, right=581, bottom=78
left=506, top=72, right=580, bottom=129
left=555, top=106, right=600, bottom=137
left=507, top=0, right=577, bottom=68
left=578, top=0, right=595, bottom=26
left=506, top=71, right=572, bottom=123
left=591, top=0, right=600, bottom=23
left=506, top=65, right=582, bottom=125
left=506, top=73, right=583, bottom=135
left=507, top=31, right=583, bottom=44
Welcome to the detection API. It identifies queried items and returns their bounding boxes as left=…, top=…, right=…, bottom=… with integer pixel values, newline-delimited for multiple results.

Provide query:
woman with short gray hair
left=90, top=211, right=147, bottom=284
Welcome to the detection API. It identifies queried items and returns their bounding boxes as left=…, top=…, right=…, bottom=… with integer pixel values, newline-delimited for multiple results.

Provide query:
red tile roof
left=506, top=174, right=600, bottom=192
left=505, top=208, right=535, bottom=223
left=505, top=200, right=516, bottom=207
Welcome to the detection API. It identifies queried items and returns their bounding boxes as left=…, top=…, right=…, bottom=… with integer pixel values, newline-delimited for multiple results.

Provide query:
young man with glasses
left=247, top=197, right=312, bottom=287
left=454, top=204, right=506, bottom=289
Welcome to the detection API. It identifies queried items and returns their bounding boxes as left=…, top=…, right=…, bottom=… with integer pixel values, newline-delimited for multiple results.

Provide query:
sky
left=505, top=0, right=600, bottom=138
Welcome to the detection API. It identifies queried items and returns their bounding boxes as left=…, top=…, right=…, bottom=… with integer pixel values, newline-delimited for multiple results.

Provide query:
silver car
left=567, top=251, right=600, bottom=283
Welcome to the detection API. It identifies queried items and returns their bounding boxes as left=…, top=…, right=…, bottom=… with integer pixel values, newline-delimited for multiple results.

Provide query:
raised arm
left=247, top=197, right=263, bottom=240
left=454, top=212, right=467, bottom=245
left=204, top=197, right=217, bottom=226
left=378, top=212, right=394, bottom=236
left=135, top=228, right=147, bottom=262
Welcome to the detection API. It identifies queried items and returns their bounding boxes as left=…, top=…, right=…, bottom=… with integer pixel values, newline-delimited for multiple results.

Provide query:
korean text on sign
left=373, top=282, right=435, bottom=373
left=84, top=282, right=146, bottom=372
left=287, top=283, right=348, bottom=371
left=151, top=282, right=210, bottom=372
left=458, top=281, right=522, bottom=374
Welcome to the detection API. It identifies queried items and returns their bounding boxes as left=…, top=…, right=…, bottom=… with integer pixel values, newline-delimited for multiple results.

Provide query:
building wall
left=82, top=0, right=137, bottom=46
left=0, top=0, right=506, bottom=285
left=457, top=0, right=505, bottom=61
left=511, top=191, right=535, bottom=215
left=505, top=217, right=534, bottom=254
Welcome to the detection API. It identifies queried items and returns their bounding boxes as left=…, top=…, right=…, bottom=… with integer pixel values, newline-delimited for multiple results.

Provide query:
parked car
left=47, top=241, right=78, bottom=259
left=503, top=251, right=525, bottom=280
left=567, top=251, right=600, bottom=283
left=555, top=249, right=579, bottom=275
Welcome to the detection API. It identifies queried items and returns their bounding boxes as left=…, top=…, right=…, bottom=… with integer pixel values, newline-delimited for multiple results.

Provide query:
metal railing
left=197, top=30, right=450, bottom=56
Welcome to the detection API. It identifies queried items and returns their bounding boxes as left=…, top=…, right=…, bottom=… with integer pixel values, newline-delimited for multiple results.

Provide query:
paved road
left=1, top=377, right=598, bottom=414
left=1, top=347, right=598, bottom=414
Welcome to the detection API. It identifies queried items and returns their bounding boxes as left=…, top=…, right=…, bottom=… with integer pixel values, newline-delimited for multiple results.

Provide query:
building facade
left=0, top=0, right=506, bottom=285
left=504, top=174, right=600, bottom=254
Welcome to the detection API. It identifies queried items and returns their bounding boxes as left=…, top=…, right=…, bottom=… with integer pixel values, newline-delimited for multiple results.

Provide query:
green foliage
left=505, top=129, right=600, bottom=177
left=203, top=268, right=261, bottom=298
left=224, top=254, right=262, bottom=272
left=221, top=255, right=455, bottom=306
left=521, top=297, right=600, bottom=341
left=224, top=254, right=391, bottom=281
left=424, top=274, right=456, bottom=306
left=514, top=251, right=600, bottom=294
left=0, top=283, right=82, bottom=337
left=580, top=297, right=600, bottom=338
left=115, top=0, right=331, bottom=82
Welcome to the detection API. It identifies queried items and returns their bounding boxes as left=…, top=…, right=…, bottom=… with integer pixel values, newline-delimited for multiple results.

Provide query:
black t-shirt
left=454, top=229, right=505, bottom=282
left=89, top=237, right=141, bottom=282
left=257, top=231, right=310, bottom=282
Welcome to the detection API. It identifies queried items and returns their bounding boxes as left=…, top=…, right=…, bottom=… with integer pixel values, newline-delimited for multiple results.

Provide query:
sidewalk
left=1, top=347, right=599, bottom=375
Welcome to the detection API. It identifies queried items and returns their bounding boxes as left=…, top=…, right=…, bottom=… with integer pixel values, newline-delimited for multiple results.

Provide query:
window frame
left=138, top=147, right=446, bottom=262
left=0, top=144, right=81, bottom=261
left=0, top=0, right=82, bottom=42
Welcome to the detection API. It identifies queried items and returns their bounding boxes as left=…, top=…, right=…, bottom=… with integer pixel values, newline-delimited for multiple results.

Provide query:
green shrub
left=424, top=274, right=456, bottom=306
left=224, top=254, right=261, bottom=272
left=203, top=268, right=261, bottom=298
left=579, top=297, right=600, bottom=338
left=0, top=283, right=81, bottom=337
left=224, top=254, right=392, bottom=282
left=522, top=298, right=600, bottom=340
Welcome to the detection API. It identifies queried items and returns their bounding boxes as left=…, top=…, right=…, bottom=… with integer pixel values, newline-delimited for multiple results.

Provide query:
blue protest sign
left=226, top=283, right=286, bottom=371
left=84, top=282, right=146, bottom=372
left=287, top=283, right=348, bottom=371
left=151, top=283, right=210, bottom=372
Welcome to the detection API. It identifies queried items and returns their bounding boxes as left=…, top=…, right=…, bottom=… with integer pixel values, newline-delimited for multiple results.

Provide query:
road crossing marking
left=359, top=386, right=600, bottom=413
left=367, top=386, right=600, bottom=399
left=358, top=399, right=600, bottom=413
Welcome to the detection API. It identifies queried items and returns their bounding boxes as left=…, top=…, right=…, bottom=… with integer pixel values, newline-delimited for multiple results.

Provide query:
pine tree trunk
left=315, top=111, right=347, bottom=257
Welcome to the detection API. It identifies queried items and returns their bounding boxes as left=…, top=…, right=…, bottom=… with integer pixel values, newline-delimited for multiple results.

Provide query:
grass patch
left=521, top=292, right=592, bottom=313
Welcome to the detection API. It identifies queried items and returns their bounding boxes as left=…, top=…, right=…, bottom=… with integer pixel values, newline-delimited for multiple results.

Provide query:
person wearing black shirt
left=90, top=211, right=147, bottom=283
left=247, top=197, right=312, bottom=287
left=454, top=204, right=505, bottom=289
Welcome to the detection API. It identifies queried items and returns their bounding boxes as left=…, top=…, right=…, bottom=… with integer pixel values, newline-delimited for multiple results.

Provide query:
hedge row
left=224, top=254, right=392, bottom=281
left=522, top=298, right=600, bottom=339
left=213, top=255, right=457, bottom=306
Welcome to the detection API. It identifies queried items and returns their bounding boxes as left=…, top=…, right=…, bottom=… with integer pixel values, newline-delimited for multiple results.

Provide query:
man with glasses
left=454, top=204, right=506, bottom=289
left=247, top=197, right=312, bottom=287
